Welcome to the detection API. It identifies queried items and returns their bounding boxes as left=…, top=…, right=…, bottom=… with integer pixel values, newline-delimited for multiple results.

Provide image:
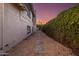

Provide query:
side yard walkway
left=7, top=31, right=74, bottom=56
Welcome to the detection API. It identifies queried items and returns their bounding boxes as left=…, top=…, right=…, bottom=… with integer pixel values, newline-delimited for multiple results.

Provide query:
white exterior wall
left=0, top=3, right=33, bottom=51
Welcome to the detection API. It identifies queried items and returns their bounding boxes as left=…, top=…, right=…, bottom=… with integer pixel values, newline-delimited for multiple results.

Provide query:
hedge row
left=42, top=6, right=79, bottom=48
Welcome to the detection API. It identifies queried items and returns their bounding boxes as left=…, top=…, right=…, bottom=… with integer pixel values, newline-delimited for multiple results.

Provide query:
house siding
left=0, top=3, right=36, bottom=52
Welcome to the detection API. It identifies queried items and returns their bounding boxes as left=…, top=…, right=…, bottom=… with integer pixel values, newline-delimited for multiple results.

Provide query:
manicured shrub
left=42, top=5, right=79, bottom=49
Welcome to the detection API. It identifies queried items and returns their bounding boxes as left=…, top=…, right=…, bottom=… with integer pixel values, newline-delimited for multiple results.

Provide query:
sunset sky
left=33, top=3, right=77, bottom=25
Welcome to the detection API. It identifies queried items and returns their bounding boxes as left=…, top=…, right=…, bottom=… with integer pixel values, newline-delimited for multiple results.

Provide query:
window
left=27, top=26, right=31, bottom=34
left=21, top=9, right=31, bottom=19
left=20, top=10, right=27, bottom=21
left=27, top=10, right=31, bottom=18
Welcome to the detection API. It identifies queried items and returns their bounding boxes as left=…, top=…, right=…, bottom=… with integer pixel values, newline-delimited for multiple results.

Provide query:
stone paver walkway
left=7, top=31, right=74, bottom=56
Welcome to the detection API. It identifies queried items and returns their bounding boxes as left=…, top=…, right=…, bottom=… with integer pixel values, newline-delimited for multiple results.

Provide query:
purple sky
left=33, top=3, right=77, bottom=24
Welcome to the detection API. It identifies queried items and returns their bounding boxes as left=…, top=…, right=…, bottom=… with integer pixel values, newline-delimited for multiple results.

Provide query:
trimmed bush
left=42, top=5, right=79, bottom=49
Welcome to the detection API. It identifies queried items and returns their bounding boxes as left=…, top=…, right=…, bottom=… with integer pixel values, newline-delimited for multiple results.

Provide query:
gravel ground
left=7, top=31, right=74, bottom=56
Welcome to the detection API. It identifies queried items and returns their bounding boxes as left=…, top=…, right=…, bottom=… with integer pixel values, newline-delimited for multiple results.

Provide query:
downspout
left=1, top=3, right=4, bottom=51
left=0, top=3, right=4, bottom=55
left=0, top=4, right=8, bottom=56
left=2, top=3, right=4, bottom=52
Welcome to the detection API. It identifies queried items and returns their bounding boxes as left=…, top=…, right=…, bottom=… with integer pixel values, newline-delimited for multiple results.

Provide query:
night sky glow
left=33, top=3, right=77, bottom=24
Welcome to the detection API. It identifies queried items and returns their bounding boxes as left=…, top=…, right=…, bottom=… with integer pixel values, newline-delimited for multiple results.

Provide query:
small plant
left=37, top=24, right=44, bottom=30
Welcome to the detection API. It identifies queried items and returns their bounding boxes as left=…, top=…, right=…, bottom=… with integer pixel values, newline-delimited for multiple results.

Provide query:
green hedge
left=42, top=6, right=79, bottom=48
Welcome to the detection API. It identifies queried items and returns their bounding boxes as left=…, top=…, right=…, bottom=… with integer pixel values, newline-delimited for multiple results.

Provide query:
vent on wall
left=0, top=44, right=9, bottom=50
left=0, top=47, right=3, bottom=50
left=4, top=44, right=9, bottom=47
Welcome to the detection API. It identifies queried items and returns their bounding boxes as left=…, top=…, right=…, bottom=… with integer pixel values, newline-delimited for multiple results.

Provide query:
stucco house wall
left=0, top=3, right=36, bottom=52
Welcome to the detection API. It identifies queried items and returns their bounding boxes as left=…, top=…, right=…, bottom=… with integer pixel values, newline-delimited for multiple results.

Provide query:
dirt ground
left=7, top=31, right=74, bottom=56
